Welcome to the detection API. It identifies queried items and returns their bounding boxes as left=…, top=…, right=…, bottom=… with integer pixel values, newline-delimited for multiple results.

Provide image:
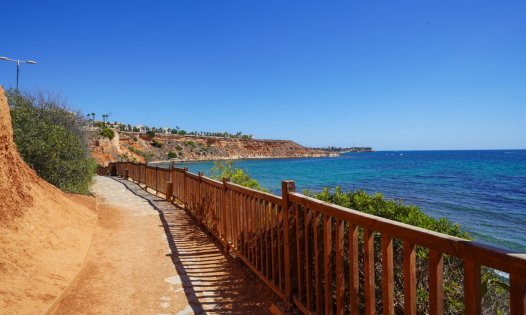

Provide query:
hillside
left=89, top=130, right=336, bottom=166
left=0, top=87, right=96, bottom=313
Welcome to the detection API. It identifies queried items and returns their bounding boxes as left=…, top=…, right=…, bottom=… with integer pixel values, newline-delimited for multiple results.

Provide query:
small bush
left=210, top=160, right=267, bottom=192
left=186, top=141, right=195, bottom=147
left=146, top=130, right=155, bottom=137
left=132, top=137, right=138, bottom=141
left=100, top=128, right=115, bottom=140
left=167, top=151, right=177, bottom=159
left=151, top=139, right=163, bottom=148
left=176, top=145, right=183, bottom=151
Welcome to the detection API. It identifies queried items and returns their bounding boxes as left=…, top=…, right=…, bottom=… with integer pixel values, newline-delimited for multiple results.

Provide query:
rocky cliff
left=89, top=130, right=336, bottom=166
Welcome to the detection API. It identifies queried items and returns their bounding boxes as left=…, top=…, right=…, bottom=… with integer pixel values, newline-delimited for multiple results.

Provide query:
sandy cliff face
left=0, top=87, right=96, bottom=313
left=90, top=131, right=335, bottom=166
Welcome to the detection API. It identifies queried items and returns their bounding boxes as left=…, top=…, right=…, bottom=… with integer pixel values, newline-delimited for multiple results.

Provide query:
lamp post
left=0, top=56, right=37, bottom=90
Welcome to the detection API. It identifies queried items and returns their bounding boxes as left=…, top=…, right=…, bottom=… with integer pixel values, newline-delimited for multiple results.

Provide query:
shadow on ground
left=111, top=177, right=279, bottom=314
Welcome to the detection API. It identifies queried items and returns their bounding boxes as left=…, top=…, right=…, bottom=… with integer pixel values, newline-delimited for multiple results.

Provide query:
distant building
left=134, top=125, right=144, bottom=133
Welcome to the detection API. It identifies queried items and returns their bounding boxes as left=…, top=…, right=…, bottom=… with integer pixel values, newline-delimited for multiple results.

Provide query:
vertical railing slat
left=510, top=274, right=526, bottom=315
left=313, top=210, right=322, bottom=315
left=403, top=241, right=416, bottom=315
left=335, top=218, right=345, bottom=315
left=304, top=207, right=312, bottom=311
left=323, top=214, right=333, bottom=314
left=295, top=201, right=302, bottom=303
left=429, top=249, right=444, bottom=315
left=349, top=224, right=359, bottom=315
left=281, top=181, right=294, bottom=301
left=464, top=260, right=481, bottom=315
left=382, top=234, right=394, bottom=315
left=364, top=228, right=376, bottom=315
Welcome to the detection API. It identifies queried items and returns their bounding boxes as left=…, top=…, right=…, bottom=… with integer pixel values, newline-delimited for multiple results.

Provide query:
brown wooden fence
left=110, top=161, right=526, bottom=314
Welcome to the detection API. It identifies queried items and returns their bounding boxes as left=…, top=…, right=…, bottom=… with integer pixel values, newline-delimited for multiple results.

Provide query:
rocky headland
left=89, top=130, right=337, bottom=166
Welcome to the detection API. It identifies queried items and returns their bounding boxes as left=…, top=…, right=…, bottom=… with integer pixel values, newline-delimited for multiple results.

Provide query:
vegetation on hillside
left=8, top=90, right=96, bottom=194
left=128, top=146, right=154, bottom=161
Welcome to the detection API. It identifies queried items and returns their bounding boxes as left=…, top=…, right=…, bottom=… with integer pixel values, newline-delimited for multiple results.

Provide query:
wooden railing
left=110, top=162, right=526, bottom=314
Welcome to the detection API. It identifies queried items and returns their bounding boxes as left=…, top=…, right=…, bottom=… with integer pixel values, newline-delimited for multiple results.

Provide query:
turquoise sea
left=166, top=150, right=526, bottom=252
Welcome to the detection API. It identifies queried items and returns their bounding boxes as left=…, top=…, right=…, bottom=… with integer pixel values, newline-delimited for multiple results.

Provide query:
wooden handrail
left=108, top=161, right=526, bottom=314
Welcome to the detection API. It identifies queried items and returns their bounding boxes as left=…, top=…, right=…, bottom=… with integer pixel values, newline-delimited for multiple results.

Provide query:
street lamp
left=0, top=56, right=37, bottom=90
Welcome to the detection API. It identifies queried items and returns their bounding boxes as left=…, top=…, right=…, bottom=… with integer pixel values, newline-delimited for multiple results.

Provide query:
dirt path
left=52, top=176, right=278, bottom=314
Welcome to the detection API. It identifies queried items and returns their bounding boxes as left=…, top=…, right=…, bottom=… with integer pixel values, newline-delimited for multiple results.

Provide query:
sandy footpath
left=52, top=176, right=278, bottom=314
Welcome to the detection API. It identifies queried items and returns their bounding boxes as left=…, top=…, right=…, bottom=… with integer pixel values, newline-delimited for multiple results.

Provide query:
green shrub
left=186, top=141, right=195, bottom=147
left=146, top=130, right=155, bottom=137
left=8, top=90, right=96, bottom=194
left=132, top=137, right=138, bottom=141
left=167, top=151, right=177, bottom=159
left=176, top=145, right=183, bottom=151
left=151, top=139, right=163, bottom=148
left=210, top=160, right=267, bottom=192
left=100, top=127, right=115, bottom=140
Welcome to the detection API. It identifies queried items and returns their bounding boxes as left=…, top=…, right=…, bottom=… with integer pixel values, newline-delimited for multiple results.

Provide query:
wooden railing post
left=144, top=165, right=148, bottom=190
left=222, top=178, right=230, bottom=253
left=198, top=172, right=203, bottom=224
left=183, top=167, right=188, bottom=209
left=464, top=260, right=481, bottom=314
left=429, top=249, right=444, bottom=315
left=510, top=274, right=526, bottom=315
left=155, top=166, right=159, bottom=193
left=281, top=180, right=295, bottom=307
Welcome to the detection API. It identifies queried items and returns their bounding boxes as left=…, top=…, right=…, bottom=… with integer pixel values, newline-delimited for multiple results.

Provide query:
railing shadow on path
left=109, top=176, right=278, bottom=314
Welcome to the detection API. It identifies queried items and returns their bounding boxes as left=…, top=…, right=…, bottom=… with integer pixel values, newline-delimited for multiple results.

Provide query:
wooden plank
left=463, top=260, right=481, bottom=315
left=428, top=249, right=443, bottom=315
left=510, top=274, right=526, bottom=315
left=403, top=241, right=416, bottom=315
left=323, top=214, right=333, bottom=315
left=271, top=202, right=276, bottom=286
left=260, top=199, right=265, bottom=274
left=382, top=234, right=394, bottom=315
left=364, top=228, right=375, bottom=315
left=313, top=210, right=322, bottom=315
left=348, top=224, right=359, bottom=315
left=295, top=201, right=302, bottom=304
left=304, top=207, right=312, bottom=311
left=281, top=181, right=294, bottom=300
left=335, top=218, right=345, bottom=315
left=278, top=205, right=283, bottom=291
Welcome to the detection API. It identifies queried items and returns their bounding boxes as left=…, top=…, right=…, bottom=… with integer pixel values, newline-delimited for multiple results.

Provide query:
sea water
left=163, top=150, right=526, bottom=252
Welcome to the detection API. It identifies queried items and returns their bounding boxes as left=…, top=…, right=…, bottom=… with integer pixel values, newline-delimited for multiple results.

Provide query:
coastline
left=147, top=152, right=340, bottom=166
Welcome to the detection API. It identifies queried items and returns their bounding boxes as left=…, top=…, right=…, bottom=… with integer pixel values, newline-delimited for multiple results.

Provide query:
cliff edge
left=90, top=130, right=337, bottom=166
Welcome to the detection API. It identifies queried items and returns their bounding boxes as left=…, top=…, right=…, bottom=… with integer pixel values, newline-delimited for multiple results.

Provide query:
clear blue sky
left=1, top=1, right=525, bottom=150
